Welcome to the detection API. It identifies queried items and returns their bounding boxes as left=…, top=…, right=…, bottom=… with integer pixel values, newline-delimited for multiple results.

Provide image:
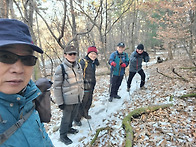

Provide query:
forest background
left=0, top=0, right=195, bottom=80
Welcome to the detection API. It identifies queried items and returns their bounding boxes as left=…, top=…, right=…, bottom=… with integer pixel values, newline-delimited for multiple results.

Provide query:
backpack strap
left=60, top=64, right=65, bottom=104
left=0, top=106, right=35, bottom=145
left=60, top=64, right=65, bottom=81
left=82, top=59, right=88, bottom=78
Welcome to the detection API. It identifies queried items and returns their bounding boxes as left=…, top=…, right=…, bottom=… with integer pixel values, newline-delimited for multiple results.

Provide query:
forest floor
left=46, top=52, right=196, bottom=147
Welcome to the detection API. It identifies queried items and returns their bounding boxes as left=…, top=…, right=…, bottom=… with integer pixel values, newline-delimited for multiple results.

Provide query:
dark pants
left=110, top=75, right=124, bottom=97
left=60, top=104, right=79, bottom=136
left=75, top=89, right=94, bottom=122
left=127, top=69, right=146, bottom=88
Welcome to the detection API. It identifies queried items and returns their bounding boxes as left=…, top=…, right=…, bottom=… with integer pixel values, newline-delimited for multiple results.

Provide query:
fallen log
left=122, top=104, right=173, bottom=147
left=90, top=126, right=112, bottom=146
left=178, top=93, right=196, bottom=99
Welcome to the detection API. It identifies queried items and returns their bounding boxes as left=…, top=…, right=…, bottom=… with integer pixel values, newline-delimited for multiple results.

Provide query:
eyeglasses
left=68, top=53, right=77, bottom=56
left=0, top=50, right=37, bottom=66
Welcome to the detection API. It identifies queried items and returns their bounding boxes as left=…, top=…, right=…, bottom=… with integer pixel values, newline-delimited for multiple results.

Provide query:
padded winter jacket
left=129, top=50, right=150, bottom=72
left=53, top=58, right=84, bottom=105
left=109, top=51, right=129, bottom=76
left=80, top=56, right=99, bottom=90
left=0, top=80, right=53, bottom=147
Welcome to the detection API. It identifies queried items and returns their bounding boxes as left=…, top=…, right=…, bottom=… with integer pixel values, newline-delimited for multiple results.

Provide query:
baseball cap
left=117, top=42, right=125, bottom=48
left=0, top=19, right=43, bottom=54
left=64, top=45, right=77, bottom=54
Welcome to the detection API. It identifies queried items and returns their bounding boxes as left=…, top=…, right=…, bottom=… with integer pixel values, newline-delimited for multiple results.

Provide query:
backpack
left=78, top=58, right=88, bottom=78
left=35, top=78, right=53, bottom=123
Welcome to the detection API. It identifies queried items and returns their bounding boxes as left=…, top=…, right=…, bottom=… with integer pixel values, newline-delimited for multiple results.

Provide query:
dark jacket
left=80, top=56, right=99, bottom=90
left=129, top=50, right=150, bottom=72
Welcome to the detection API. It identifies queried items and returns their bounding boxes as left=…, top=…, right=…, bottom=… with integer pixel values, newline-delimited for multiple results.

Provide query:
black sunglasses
left=0, top=50, right=37, bottom=66
left=68, top=53, right=77, bottom=56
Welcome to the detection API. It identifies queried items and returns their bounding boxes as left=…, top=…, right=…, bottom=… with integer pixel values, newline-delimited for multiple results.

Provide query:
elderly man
left=0, top=19, right=53, bottom=146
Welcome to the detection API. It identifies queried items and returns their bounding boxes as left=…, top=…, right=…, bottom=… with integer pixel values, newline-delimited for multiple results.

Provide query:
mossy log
left=122, top=104, right=173, bottom=147
left=179, top=93, right=196, bottom=99
left=90, top=126, right=112, bottom=146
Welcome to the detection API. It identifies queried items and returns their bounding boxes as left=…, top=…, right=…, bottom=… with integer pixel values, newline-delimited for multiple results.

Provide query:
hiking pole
left=124, top=72, right=132, bottom=101
left=106, top=66, right=114, bottom=112
left=78, top=96, right=92, bottom=131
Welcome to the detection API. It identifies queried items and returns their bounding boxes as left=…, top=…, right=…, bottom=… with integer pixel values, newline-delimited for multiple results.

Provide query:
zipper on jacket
left=36, top=120, right=45, bottom=138
left=119, top=56, right=122, bottom=76
left=136, top=58, right=138, bottom=71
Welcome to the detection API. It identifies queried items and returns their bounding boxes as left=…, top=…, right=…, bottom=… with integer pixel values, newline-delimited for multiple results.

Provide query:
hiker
left=0, top=19, right=53, bottom=146
left=74, top=46, right=99, bottom=126
left=53, top=45, right=84, bottom=145
left=127, top=44, right=150, bottom=91
left=108, top=42, right=129, bottom=102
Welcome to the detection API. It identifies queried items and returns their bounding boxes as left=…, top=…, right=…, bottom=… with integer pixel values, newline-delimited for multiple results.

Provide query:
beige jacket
left=53, top=58, right=84, bottom=105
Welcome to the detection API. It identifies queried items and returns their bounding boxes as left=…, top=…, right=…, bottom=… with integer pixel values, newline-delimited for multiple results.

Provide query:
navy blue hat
left=117, top=42, right=125, bottom=48
left=0, top=19, right=43, bottom=54
left=137, top=44, right=144, bottom=50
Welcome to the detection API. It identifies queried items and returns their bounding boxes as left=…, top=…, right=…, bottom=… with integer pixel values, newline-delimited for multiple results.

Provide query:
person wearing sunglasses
left=127, top=44, right=150, bottom=91
left=74, top=46, right=99, bottom=126
left=0, top=19, right=53, bottom=146
left=53, top=45, right=84, bottom=145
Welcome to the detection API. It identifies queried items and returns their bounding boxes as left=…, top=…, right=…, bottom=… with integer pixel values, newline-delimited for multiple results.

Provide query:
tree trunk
left=70, top=0, right=79, bottom=55
left=0, top=0, right=9, bottom=18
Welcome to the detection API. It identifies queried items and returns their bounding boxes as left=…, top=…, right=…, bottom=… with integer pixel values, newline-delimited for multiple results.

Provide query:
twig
left=90, top=126, right=112, bottom=146
left=156, top=68, right=173, bottom=79
left=172, top=68, right=189, bottom=82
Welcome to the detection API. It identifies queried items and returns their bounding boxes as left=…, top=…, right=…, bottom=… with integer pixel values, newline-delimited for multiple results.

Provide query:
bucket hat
left=0, top=18, right=43, bottom=53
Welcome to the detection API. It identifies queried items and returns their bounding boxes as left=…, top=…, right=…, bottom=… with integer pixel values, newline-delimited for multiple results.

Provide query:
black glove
left=59, top=104, right=65, bottom=110
left=143, top=51, right=149, bottom=62
left=142, top=51, right=148, bottom=57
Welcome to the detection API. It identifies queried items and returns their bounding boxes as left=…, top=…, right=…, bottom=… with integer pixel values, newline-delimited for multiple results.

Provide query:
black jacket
left=80, top=56, right=99, bottom=90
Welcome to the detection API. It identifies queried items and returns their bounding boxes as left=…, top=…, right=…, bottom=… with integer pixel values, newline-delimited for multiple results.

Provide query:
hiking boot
left=114, top=95, right=121, bottom=99
left=127, top=88, right=130, bottom=92
left=68, top=128, right=79, bottom=134
left=74, top=120, right=82, bottom=126
left=140, top=86, right=147, bottom=90
left=84, top=115, right=91, bottom=119
left=108, top=97, right=113, bottom=102
left=84, top=111, right=92, bottom=119
left=60, top=135, right=73, bottom=145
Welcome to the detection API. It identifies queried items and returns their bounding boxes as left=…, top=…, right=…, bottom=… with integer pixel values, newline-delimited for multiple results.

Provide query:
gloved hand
left=142, top=51, right=148, bottom=57
left=143, top=51, right=149, bottom=62
left=111, top=61, right=116, bottom=67
left=59, top=104, right=65, bottom=110
left=120, top=63, right=126, bottom=68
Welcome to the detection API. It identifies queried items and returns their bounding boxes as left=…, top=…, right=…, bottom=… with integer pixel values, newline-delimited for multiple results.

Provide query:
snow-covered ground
left=45, top=56, right=196, bottom=147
